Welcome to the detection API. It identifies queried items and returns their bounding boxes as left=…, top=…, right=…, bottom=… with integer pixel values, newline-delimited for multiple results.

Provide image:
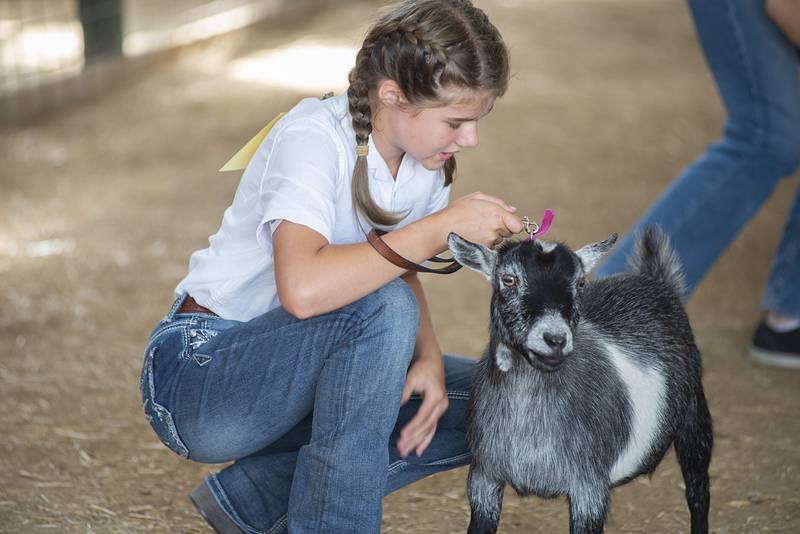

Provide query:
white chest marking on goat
left=496, top=343, right=513, bottom=372
left=604, top=341, right=666, bottom=483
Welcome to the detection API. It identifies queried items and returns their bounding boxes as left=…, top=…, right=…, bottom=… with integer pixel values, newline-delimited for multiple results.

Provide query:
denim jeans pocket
left=184, top=324, right=219, bottom=366
left=140, top=345, right=190, bottom=459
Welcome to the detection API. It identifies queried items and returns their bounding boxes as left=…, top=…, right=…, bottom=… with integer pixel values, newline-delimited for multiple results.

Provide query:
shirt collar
left=366, top=135, right=420, bottom=186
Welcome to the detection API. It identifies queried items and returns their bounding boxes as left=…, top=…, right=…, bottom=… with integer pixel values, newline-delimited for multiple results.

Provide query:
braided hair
left=347, top=0, right=509, bottom=226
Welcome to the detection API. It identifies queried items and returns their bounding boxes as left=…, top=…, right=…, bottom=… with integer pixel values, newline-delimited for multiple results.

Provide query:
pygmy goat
left=448, top=228, right=713, bottom=534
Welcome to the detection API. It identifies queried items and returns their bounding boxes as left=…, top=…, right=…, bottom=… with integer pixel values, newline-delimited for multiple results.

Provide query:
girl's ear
left=447, top=233, right=497, bottom=281
left=377, top=79, right=406, bottom=107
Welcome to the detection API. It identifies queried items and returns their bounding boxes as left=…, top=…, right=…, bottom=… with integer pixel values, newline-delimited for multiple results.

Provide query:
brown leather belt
left=177, top=295, right=218, bottom=316
left=367, top=228, right=462, bottom=274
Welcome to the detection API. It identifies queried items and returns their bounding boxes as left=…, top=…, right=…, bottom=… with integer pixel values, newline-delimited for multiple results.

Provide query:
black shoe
left=189, top=480, right=245, bottom=533
left=748, top=320, right=800, bottom=369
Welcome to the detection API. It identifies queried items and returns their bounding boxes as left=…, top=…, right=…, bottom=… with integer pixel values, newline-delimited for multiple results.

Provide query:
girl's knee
left=352, top=277, right=420, bottom=336
left=380, top=277, right=419, bottom=317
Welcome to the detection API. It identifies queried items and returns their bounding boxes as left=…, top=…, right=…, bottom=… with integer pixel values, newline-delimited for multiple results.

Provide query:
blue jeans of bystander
left=596, top=0, right=800, bottom=317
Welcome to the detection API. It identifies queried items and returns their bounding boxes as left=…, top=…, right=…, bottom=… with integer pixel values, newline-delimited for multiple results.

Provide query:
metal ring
left=522, top=215, right=539, bottom=237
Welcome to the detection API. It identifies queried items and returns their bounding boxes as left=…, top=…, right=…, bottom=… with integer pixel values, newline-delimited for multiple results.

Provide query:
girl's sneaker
left=748, top=321, right=800, bottom=369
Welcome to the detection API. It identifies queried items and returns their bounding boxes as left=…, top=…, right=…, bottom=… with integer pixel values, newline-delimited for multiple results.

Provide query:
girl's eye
left=501, top=275, right=517, bottom=288
left=446, top=121, right=461, bottom=129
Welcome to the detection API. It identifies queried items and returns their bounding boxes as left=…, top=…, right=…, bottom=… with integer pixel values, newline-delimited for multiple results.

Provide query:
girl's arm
left=273, top=214, right=441, bottom=319
left=273, top=192, right=521, bottom=319
left=400, top=271, right=442, bottom=363
left=396, top=271, right=449, bottom=458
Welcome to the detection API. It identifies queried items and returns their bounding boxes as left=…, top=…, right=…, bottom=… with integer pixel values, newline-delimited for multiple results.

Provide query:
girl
left=140, top=1, right=523, bottom=532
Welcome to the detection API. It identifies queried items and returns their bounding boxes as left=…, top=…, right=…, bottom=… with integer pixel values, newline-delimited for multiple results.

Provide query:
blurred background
left=1, top=0, right=798, bottom=532
left=0, top=0, right=336, bottom=123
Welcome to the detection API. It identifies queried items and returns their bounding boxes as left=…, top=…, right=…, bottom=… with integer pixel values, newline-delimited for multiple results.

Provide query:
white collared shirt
left=175, top=93, right=450, bottom=321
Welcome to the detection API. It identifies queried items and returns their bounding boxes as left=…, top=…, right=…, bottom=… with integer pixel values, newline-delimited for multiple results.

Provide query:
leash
left=367, top=228, right=463, bottom=274
left=367, top=209, right=555, bottom=275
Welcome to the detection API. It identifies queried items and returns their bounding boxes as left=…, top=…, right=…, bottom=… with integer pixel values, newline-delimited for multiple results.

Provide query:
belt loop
left=166, top=293, right=189, bottom=321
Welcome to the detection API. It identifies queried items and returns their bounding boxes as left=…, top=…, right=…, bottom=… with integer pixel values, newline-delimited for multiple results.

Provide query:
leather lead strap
left=367, top=229, right=462, bottom=274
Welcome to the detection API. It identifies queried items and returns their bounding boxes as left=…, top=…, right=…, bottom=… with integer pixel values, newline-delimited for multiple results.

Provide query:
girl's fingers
left=401, top=399, right=448, bottom=453
left=409, top=405, right=446, bottom=455
left=398, top=397, right=447, bottom=455
left=400, top=394, right=436, bottom=439
left=502, top=212, right=524, bottom=234
left=415, top=427, right=437, bottom=456
left=415, top=402, right=447, bottom=443
left=400, top=421, right=433, bottom=457
left=471, top=192, right=515, bottom=212
left=397, top=362, right=448, bottom=457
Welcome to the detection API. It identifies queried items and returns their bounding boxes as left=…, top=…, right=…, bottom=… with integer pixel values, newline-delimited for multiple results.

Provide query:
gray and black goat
left=447, top=227, right=713, bottom=534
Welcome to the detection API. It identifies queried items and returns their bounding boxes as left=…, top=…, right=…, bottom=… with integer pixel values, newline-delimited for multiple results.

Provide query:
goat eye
left=501, top=275, right=517, bottom=288
left=577, top=277, right=587, bottom=290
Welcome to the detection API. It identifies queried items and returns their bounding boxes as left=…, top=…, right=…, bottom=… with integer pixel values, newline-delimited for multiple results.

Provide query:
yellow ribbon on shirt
left=218, top=112, right=288, bottom=172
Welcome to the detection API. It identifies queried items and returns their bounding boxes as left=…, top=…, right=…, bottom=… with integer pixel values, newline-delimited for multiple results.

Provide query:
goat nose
left=543, top=332, right=567, bottom=350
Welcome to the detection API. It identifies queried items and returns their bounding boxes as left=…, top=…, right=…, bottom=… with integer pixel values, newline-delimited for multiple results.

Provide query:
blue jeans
left=140, top=278, right=473, bottom=533
left=597, top=0, right=800, bottom=317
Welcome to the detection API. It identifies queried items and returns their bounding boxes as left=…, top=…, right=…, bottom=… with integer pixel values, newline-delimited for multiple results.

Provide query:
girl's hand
left=397, top=354, right=449, bottom=458
left=441, top=192, right=524, bottom=248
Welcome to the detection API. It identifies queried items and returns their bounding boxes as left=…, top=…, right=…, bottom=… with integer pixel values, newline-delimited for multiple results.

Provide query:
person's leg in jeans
left=203, top=354, right=474, bottom=533
left=167, top=278, right=420, bottom=533
left=750, top=188, right=800, bottom=367
left=596, top=0, right=800, bottom=298
left=761, top=192, right=800, bottom=319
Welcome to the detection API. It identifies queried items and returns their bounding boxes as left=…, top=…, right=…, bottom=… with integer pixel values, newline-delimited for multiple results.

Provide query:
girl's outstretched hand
left=397, top=355, right=449, bottom=459
left=442, top=191, right=524, bottom=248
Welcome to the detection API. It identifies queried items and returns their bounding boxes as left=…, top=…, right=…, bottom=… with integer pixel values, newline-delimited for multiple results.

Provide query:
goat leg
left=674, top=383, right=713, bottom=534
left=567, top=487, right=609, bottom=534
left=466, top=464, right=504, bottom=534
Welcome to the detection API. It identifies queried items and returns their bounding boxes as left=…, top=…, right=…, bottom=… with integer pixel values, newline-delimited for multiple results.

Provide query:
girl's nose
left=457, top=122, right=479, bottom=148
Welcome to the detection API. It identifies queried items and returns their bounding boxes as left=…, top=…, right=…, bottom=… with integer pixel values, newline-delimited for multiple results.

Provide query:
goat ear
left=447, top=232, right=497, bottom=280
left=575, top=233, right=618, bottom=273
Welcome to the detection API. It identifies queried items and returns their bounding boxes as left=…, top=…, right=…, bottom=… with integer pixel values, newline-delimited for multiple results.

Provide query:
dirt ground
left=1, top=0, right=798, bottom=532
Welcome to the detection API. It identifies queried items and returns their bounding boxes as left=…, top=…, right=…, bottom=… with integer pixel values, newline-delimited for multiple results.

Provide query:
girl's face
left=375, top=84, right=495, bottom=171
